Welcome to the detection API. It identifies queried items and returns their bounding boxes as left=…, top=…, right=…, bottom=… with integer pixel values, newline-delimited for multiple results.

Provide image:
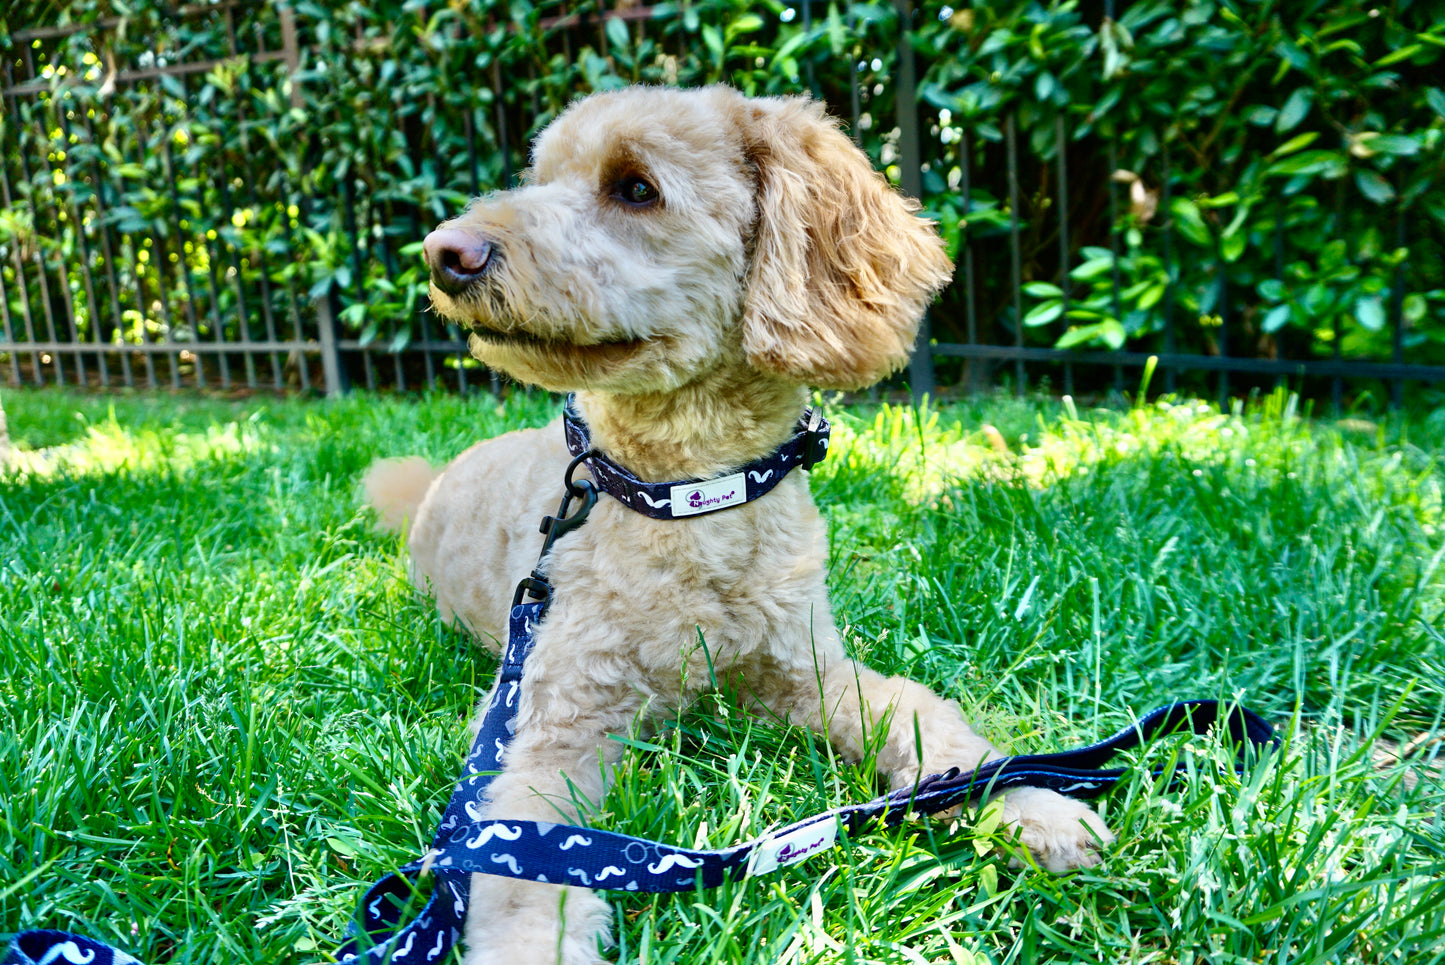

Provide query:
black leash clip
left=514, top=450, right=598, bottom=605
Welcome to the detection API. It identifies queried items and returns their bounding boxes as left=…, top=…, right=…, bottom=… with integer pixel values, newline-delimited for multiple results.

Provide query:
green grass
left=2, top=386, right=1443, bottom=964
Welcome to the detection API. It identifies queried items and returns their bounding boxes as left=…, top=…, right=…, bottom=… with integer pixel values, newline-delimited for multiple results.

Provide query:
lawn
left=1, top=387, right=1442, bottom=964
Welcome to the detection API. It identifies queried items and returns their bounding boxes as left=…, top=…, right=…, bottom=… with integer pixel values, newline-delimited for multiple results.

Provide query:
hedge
left=2, top=0, right=1443, bottom=390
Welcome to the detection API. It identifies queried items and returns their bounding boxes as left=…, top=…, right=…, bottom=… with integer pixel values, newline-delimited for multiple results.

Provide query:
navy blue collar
left=562, top=395, right=830, bottom=520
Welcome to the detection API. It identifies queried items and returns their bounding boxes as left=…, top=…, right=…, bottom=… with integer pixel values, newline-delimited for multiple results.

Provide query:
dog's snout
left=423, top=228, right=494, bottom=296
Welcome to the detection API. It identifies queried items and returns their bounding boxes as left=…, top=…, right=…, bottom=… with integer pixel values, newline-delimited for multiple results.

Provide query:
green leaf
left=725, top=13, right=765, bottom=42
left=1427, top=88, right=1445, bottom=120
left=1267, top=149, right=1346, bottom=178
left=605, top=16, right=630, bottom=51
left=327, top=836, right=360, bottom=857
left=1222, top=230, right=1246, bottom=263
left=1355, top=169, right=1396, bottom=205
left=1024, top=301, right=1065, bottom=326
left=1023, top=282, right=1064, bottom=298
left=1070, top=257, right=1114, bottom=282
left=701, top=24, right=724, bottom=62
left=1270, top=131, right=1319, bottom=159
left=1262, top=303, right=1293, bottom=333
left=1169, top=198, right=1212, bottom=247
left=1355, top=294, right=1386, bottom=331
left=1034, top=71, right=1056, bottom=102
left=1056, top=319, right=1126, bottom=350
left=1137, top=282, right=1165, bottom=310
left=1357, top=133, right=1420, bottom=157
left=1374, top=44, right=1423, bottom=67
left=1259, top=279, right=1287, bottom=302
left=1275, top=88, right=1314, bottom=133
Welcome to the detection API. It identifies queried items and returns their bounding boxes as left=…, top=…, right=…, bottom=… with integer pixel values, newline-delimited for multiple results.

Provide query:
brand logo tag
left=746, top=820, right=839, bottom=877
left=670, top=471, right=747, bottom=517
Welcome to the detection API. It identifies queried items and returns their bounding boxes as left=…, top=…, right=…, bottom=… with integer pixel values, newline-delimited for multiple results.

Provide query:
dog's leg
left=766, top=658, right=1114, bottom=872
left=462, top=673, right=642, bottom=965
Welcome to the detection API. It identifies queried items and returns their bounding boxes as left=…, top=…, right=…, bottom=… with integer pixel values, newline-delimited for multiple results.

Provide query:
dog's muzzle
left=423, top=227, right=494, bottom=296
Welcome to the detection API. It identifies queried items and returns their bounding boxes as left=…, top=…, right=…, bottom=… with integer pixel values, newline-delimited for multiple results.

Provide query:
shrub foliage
left=1, top=0, right=1442, bottom=389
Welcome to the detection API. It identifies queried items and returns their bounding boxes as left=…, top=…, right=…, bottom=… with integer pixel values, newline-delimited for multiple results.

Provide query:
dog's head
left=424, top=86, right=952, bottom=394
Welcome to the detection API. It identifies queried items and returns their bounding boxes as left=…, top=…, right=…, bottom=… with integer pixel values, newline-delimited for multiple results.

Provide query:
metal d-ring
left=513, top=450, right=600, bottom=605
left=538, top=450, right=598, bottom=555
left=563, top=448, right=595, bottom=498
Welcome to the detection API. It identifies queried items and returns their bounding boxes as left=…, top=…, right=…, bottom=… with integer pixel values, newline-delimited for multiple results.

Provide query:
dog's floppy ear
left=739, top=97, right=953, bottom=391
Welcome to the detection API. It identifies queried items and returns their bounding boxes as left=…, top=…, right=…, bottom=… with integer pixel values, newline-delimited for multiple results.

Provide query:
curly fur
left=367, top=85, right=1112, bottom=965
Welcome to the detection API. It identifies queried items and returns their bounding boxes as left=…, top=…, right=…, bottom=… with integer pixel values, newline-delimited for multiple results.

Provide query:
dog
left=364, top=85, right=1112, bottom=965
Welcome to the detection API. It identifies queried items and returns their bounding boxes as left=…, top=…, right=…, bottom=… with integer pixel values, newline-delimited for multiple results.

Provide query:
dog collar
left=562, top=395, right=830, bottom=520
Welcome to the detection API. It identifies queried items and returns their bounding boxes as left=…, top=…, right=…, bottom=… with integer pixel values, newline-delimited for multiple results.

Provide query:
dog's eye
left=616, top=176, right=660, bottom=207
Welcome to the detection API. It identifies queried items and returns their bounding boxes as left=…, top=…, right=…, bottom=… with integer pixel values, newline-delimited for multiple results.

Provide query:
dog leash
left=4, top=410, right=1279, bottom=965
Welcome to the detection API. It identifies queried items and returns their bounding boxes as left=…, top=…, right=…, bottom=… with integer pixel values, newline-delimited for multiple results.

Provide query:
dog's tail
left=363, top=456, right=439, bottom=533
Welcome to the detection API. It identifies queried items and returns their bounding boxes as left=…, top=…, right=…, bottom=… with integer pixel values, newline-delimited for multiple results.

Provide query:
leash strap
left=331, top=600, right=545, bottom=964
left=375, top=698, right=1278, bottom=894
left=562, top=396, right=830, bottom=519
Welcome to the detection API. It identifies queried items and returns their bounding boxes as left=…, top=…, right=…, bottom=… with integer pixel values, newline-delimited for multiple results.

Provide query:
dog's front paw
left=995, top=786, right=1114, bottom=872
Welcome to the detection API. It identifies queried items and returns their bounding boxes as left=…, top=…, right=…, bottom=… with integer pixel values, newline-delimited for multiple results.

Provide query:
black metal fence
left=3, top=1, right=1443, bottom=404
left=911, top=117, right=1444, bottom=410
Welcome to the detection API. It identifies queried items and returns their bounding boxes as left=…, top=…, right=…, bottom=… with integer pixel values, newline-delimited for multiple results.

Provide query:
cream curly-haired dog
left=365, top=85, right=1112, bottom=965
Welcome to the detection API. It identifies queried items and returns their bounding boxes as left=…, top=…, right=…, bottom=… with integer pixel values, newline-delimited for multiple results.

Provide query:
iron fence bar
left=232, top=78, right=286, bottom=391
left=1006, top=112, right=1024, bottom=395
left=220, top=14, right=260, bottom=388
left=132, top=110, right=184, bottom=389
left=36, top=89, right=91, bottom=388
left=1104, top=135, right=1122, bottom=394
left=1161, top=140, right=1175, bottom=394
left=55, top=90, right=109, bottom=388
left=159, top=91, right=208, bottom=389
left=894, top=0, right=932, bottom=402
left=81, top=105, right=134, bottom=387
left=340, top=167, right=376, bottom=393
left=212, top=131, right=257, bottom=388
left=1390, top=200, right=1407, bottom=410
left=847, top=12, right=862, bottom=147
left=1055, top=113, right=1072, bottom=397
left=201, top=198, right=234, bottom=391
left=931, top=343, right=1445, bottom=383
left=960, top=132, right=979, bottom=394
left=293, top=139, right=347, bottom=397
left=1273, top=196, right=1286, bottom=397
left=491, top=51, right=512, bottom=189
left=1213, top=236, right=1228, bottom=407
left=280, top=7, right=312, bottom=392
left=1330, top=181, right=1344, bottom=412
left=121, top=226, right=159, bottom=387
left=12, top=52, right=65, bottom=386
left=0, top=194, right=20, bottom=383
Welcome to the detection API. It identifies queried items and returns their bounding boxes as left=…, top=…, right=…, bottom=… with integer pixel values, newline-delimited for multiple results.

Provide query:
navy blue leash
left=4, top=412, right=1279, bottom=964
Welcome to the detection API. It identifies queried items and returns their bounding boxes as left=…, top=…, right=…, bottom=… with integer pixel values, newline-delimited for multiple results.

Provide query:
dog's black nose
left=423, top=228, right=494, bottom=296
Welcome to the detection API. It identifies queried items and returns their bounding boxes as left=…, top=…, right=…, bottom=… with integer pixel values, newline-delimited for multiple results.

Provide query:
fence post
left=280, top=7, right=303, bottom=110
left=894, top=0, right=934, bottom=405
left=316, top=287, right=349, bottom=397
left=281, top=6, right=345, bottom=395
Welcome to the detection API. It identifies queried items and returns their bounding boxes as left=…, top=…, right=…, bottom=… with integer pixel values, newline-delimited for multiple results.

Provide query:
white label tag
left=669, top=471, right=747, bottom=517
left=746, top=820, right=839, bottom=877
